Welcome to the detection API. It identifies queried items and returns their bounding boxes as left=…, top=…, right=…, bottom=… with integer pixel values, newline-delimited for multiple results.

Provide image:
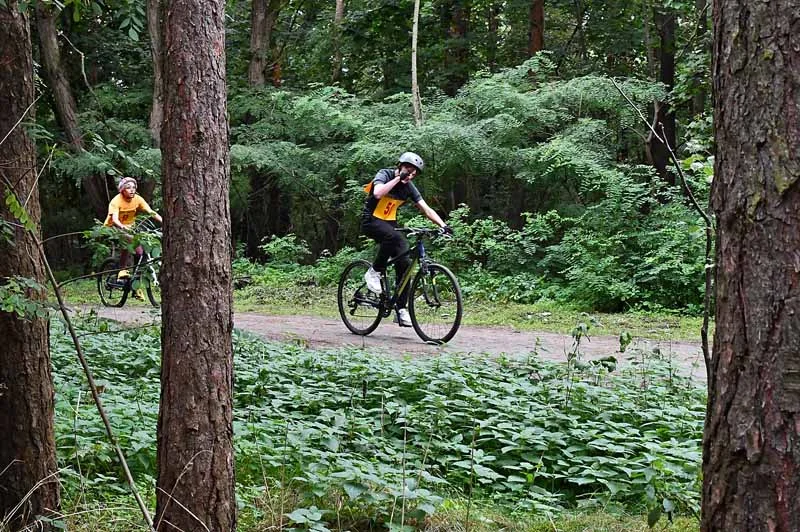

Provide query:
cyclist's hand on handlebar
left=440, top=225, right=454, bottom=236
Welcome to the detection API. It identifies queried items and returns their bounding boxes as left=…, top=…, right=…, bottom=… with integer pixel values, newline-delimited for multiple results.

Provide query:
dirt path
left=82, top=305, right=707, bottom=381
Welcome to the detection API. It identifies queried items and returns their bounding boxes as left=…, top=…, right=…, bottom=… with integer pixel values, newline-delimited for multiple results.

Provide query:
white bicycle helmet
left=398, top=152, right=424, bottom=172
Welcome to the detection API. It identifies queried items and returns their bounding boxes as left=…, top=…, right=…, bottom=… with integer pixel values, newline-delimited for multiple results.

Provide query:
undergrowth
left=50, top=315, right=705, bottom=530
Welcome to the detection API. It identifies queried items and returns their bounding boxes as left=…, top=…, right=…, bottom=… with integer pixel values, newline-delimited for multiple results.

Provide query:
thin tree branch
left=611, top=77, right=714, bottom=382
left=24, top=145, right=54, bottom=209
left=40, top=238, right=156, bottom=531
left=675, top=1, right=710, bottom=63
left=0, top=95, right=41, bottom=150
left=1, top=175, right=155, bottom=531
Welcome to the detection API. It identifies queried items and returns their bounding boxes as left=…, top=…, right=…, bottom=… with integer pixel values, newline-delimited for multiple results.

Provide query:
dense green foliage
left=34, top=0, right=714, bottom=314
left=52, top=317, right=704, bottom=528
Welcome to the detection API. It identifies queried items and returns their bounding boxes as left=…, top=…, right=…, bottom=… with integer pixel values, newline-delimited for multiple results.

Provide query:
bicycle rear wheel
left=409, top=263, right=462, bottom=344
left=337, top=259, right=384, bottom=335
left=96, top=257, right=129, bottom=307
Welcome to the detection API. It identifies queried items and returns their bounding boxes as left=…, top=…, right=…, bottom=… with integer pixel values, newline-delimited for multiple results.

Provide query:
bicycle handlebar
left=394, top=227, right=452, bottom=240
left=131, top=217, right=162, bottom=237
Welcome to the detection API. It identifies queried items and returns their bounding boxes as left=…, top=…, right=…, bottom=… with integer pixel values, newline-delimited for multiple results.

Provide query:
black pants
left=362, top=217, right=411, bottom=309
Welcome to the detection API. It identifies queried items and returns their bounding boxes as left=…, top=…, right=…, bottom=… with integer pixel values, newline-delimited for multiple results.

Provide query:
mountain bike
left=337, top=227, right=462, bottom=344
left=94, top=220, right=162, bottom=308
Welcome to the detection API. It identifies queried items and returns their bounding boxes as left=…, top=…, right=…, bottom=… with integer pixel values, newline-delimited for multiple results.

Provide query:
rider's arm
left=110, top=211, right=130, bottom=232
left=415, top=199, right=447, bottom=228
left=372, top=169, right=403, bottom=199
left=137, top=196, right=163, bottom=224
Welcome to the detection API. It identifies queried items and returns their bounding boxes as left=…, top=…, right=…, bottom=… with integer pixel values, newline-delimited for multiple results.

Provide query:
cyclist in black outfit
left=361, top=152, right=451, bottom=326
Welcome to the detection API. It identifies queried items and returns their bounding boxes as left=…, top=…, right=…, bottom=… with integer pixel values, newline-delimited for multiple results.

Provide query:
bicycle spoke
left=338, top=259, right=384, bottom=335
left=142, top=259, right=162, bottom=307
left=409, top=264, right=462, bottom=344
left=96, top=258, right=129, bottom=307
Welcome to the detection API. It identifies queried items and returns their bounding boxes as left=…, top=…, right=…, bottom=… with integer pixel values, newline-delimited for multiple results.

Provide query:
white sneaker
left=364, top=267, right=382, bottom=294
left=396, top=308, right=412, bottom=327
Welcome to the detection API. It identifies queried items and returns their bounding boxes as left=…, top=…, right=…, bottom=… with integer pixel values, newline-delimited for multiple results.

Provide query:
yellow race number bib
left=372, top=196, right=405, bottom=221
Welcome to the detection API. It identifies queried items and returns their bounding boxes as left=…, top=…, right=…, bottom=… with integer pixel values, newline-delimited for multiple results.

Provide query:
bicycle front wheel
left=409, top=264, right=462, bottom=344
left=337, top=259, right=384, bottom=335
left=96, top=258, right=129, bottom=307
left=141, top=256, right=162, bottom=307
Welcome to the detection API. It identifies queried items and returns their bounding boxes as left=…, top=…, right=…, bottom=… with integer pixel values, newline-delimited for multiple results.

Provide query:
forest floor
left=80, top=304, right=708, bottom=382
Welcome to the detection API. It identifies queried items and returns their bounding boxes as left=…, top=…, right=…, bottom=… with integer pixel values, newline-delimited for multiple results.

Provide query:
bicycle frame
left=103, top=252, right=156, bottom=290
left=379, top=235, right=432, bottom=317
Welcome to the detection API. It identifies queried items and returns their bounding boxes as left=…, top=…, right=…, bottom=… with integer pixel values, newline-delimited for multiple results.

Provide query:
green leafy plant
left=52, top=317, right=704, bottom=528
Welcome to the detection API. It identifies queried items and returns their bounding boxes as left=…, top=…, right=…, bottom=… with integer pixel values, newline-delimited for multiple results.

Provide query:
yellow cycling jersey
left=104, top=193, right=154, bottom=227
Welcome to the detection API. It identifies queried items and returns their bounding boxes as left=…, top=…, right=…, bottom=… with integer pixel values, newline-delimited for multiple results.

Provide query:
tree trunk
left=0, top=3, right=60, bottom=529
left=691, top=0, right=708, bottom=117
left=702, top=1, right=800, bottom=530
left=411, top=0, right=422, bottom=126
left=331, top=0, right=345, bottom=83
left=442, top=0, right=470, bottom=96
left=486, top=3, right=500, bottom=72
left=35, top=3, right=110, bottom=217
left=573, top=0, right=586, bottom=60
left=647, top=5, right=676, bottom=187
left=148, top=0, right=164, bottom=147
left=642, top=0, right=656, bottom=78
left=248, top=0, right=268, bottom=86
left=36, top=3, right=81, bottom=149
left=248, top=0, right=281, bottom=87
left=527, top=0, right=544, bottom=56
left=156, top=0, right=235, bottom=525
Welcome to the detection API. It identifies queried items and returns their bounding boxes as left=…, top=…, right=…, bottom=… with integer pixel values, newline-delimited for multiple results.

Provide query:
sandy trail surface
left=82, top=305, right=707, bottom=381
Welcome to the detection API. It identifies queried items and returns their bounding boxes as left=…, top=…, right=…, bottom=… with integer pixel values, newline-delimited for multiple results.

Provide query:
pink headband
left=118, top=177, right=137, bottom=192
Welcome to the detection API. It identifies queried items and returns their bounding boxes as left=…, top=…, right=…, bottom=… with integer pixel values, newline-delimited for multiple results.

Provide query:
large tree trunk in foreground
left=155, top=0, right=235, bottom=526
left=0, top=2, right=60, bottom=529
left=701, top=1, right=800, bottom=530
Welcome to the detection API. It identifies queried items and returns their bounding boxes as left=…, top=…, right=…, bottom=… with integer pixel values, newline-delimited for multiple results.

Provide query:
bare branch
left=0, top=95, right=42, bottom=151
left=611, top=77, right=715, bottom=382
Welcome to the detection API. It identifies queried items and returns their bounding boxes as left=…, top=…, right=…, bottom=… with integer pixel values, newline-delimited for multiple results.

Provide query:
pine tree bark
left=0, top=2, right=60, bottom=529
left=702, top=0, right=800, bottom=530
left=155, top=0, right=235, bottom=526
left=527, top=0, right=544, bottom=56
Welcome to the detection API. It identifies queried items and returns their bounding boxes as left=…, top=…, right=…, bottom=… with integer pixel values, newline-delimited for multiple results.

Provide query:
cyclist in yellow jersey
left=361, top=152, right=452, bottom=327
left=104, top=177, right=163, bottom=286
